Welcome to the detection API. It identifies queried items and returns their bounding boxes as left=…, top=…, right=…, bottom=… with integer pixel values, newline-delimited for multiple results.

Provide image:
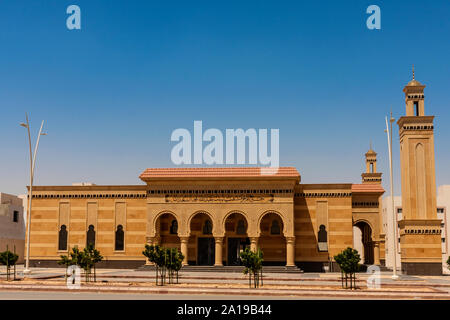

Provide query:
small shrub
left=0, top=249, right=19, bottom=281
left=334, top=247, right=361, bottom=289
left=239, top=248, right=264, bottom=288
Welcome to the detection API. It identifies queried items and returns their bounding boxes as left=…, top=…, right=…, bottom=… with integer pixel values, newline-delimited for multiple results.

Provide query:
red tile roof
left=139, top=167, right=300, bottom=180
left=351, top=184, right=385, bottom=193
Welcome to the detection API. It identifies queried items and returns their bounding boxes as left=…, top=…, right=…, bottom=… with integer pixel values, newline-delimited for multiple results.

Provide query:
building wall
left=381, top=195, right=402, bottom=270
left=0, top=193, right=26, bottom=263
left=27, top=186, right=147, bottom=267
left=383, top=186, right=450, bottom=274
left=27, top=179, right=382, bottom=270
left=145, top=179, right=297, bottom=266
left=438, top=185, right=450, bottom=274
left=353, top=226, right=364, bottom=261
left=294, top=184, right=354, bottom=269
left=18, top=194, right=27, bottom=226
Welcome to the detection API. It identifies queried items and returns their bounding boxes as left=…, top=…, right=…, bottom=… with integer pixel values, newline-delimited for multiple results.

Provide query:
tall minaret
left=397, top=68, right=442, bottom=275
left=361, top=144, right=382, bottom=184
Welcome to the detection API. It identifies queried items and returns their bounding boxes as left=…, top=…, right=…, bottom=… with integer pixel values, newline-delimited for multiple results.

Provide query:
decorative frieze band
left=148, top=189, right=292, bottom=195
left=165, top=194, right=274, bottom=203
left=401, top=229, right=441, bottom=235
left=32, top=193, right=146, bottom=199
left=401, top=125, right=433, bottom=131
left=295, top=192, right=352, bottom=198
left=362, top=178, right=382, bottom=182
left=352, top=202, right=379, bottom=208
left=407, top=94, right=424, bottom=99
left=32, top=190, right=353, bottom=199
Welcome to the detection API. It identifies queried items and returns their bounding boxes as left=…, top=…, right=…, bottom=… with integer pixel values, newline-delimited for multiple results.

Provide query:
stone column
left=180, top=236, right=189, bottom=266
left=250, top=237, right=259, bottom=252
left=286, top=237, right=296, bottom=267
left=145, top=236, right=154, bottom=265
left=374, top=241, right=380, bottom=265
left=214, top=237, right=224, bottom=266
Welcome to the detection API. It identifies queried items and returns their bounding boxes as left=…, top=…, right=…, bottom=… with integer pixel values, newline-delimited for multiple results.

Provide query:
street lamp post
left=385, top=111, right=399, bottom=280
left=20, top=114, right=46, bottom=275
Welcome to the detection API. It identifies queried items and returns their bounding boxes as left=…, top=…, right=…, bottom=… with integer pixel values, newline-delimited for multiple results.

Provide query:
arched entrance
left=224, top=212, right=250, bottom=266
left=259, top=212, right=286, bottom=265
left=189, top=212, right=214, bottom=265
left=353, top=221, right=374, bottom=265
left=155, top=213, right=180, bottom=249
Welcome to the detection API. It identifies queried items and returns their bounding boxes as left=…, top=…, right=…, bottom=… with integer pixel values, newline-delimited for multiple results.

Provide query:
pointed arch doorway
left=224, top=212, right=250, bottom=266
left=190, top=212, right=215, bottom=265
left=353, top=221, right=374, bottom=265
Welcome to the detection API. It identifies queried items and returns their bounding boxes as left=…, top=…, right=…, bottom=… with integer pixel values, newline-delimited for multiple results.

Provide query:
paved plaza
left=1, top=265, right=450, bottom=299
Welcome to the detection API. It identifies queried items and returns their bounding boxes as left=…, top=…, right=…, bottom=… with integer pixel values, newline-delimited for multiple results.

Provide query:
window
left=170, top=220, right=178, bottom=234
left=115, top=225, right=124, bottom=251
left=318, top=225, right=328, bottom=252
left=270, top=220, right=281, bottom=235
left=236, top=219, right=246, bottom=235
left=318, top=225, right=327, bottom=242
left=438, top=208, right=445, bottom=214
left=86, top=224, right=96, bottom=248
left=203, top=220, right=212, bottom=235
left=397, top=208, right=402, bottom=214
left=58, top=225, right=68, bottom=251
left=13, top=211, right=19, bottom=223
left=414, top=101, right=419, bottom=116
left=442, top=238, right=446, bottom=243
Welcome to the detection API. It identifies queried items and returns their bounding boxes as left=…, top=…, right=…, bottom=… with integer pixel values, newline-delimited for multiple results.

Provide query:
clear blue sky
left=1, top=0, right=449, bottom=195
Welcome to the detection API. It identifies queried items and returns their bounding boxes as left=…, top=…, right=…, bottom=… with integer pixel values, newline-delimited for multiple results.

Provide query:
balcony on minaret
left=361, top=147, right=382, bottom=184
left=398, top=72, right=434, bottom=138
left=403, top=68, right=426, bottom=117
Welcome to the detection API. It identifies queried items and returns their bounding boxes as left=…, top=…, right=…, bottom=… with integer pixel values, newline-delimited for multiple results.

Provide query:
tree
left=334, top=247, right=361, bottom=289
left=57, top=254, right=74, bottom=280
left=80, top=245, right=103, bottom=282
left=69, top=246, right=84, bottom=266
left=79, top=247, right=95, bottom=282
left=68, top=246, right=91, bottom=282
left=142, top=245, right=184, bottom=286
left=143, top=244, right=166, bottom=285
left=239, top=248, right=264, bottom=288
left=167, top=247, right=184, bottom=284
left=85, top=244, right=103, bottom=282
left=63, top=245, right=103, bottom=283
left=0, top=249, right=19, bottom=281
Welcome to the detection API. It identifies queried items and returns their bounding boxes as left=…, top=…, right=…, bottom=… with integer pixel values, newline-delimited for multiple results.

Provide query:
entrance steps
left=378, top=265, right=392, bottom=272
left=138, top=265, right=303, bottom=273
left=358, top=264, right=392, bottom=272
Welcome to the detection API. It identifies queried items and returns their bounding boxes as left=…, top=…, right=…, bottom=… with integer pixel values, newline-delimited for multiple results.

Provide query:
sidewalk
left=0, top=278, right=449, bottom=299
left=4, top=265, right=450, bottom=285
left=1, top=265, right=450, bottom=299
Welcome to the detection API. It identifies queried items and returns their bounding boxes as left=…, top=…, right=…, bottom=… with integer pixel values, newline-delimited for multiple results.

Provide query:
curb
left=0, top=283, right=449, bottom=300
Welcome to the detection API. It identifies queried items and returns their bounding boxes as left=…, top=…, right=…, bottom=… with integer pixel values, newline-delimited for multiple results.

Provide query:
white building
left=18, top=194, right=27, bottom=226
left=0, top=193, right=26, bottom=263
left=382, top=185, right=450, bottom=274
